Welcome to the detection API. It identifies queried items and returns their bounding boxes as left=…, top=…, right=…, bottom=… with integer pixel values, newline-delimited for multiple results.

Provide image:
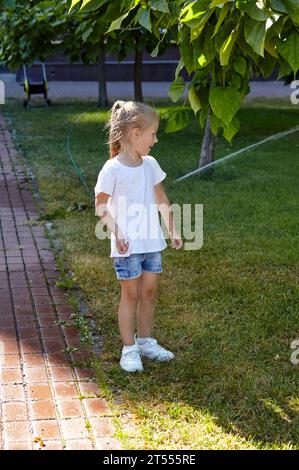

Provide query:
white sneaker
left=137, top=338, right=175, bottom=362
left=119, top=344, right=144, bottom=372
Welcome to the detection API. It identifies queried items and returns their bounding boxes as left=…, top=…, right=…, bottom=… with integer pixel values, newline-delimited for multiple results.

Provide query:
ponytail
left=109, top=100, right=125, bottom=159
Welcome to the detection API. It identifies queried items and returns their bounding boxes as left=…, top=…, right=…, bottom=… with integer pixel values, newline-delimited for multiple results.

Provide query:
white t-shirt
left=94, top=155, right=168, bottom=258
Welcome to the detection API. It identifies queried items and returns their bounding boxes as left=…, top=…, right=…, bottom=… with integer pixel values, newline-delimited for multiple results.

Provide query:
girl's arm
left=154, top=183, right=182, bottom=249
left=95, top=192, right=125, bottom=241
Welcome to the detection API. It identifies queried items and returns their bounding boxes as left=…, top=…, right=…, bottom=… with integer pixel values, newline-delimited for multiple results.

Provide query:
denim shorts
left=113, top=251, right=162, bottom=280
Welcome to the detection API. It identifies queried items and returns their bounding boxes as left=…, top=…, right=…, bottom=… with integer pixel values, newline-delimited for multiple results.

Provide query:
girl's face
left=132, top=120, right=159, bottom=156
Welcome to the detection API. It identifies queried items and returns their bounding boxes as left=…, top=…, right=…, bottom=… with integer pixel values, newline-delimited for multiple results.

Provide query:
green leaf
left=194, top=24, right=216, bottom=69
left=271, top=0, right=287, bottom=13
left=283, top=0, right=299, bottom=27
left=38, top=1, right=54, bottom=8
left=151, top=43, right=160, bottom=57
left=223, top=115, right=240, bottom=142
left=234, top=56, right=247, bottom=76
left=244, top=17, right=266, bottom=57
left=179, top=27, right=194, bottom=74
left=149, top=0, right=169, bottom=13
left=220, top=24, right=240, bottom=66
left=201, top=24, right=216, bottom=68
left=82, top=26, right=93, bottom=42
left=107, top=12, right=129, bottom=33
left=210, top=0, right=232, bottom=6
left=237, top=27, right=260, bottom=61
left=210, top=112, right=222, bottom=135
left=180, top=0, right=211, bottom=28
left=175, top=58, right=185, bottom=80
left=277, top=31, right=299, bottom=74
left=240, top=76, right=251, bottom=97
left=265, top=15, right=285, bottom=46
left=264, top=38, right=279, bottom=58
left=277, top=59, right=292, bottom=79
left=212, top=3, right=230, bottom=38
left=209, top=87, right=242, bottom=127
left=272, top=1, right=299, bottom=26
left=80, top=0, right=110, bottom=13
left=69, top=0, right=81, bottom=12
left=190, top=23, right=206, bottom=42
left=188, top=88, right=201, bottom=114
left=236, top=0, right=268, bottom=21
left=230, top=73, right=242, bottom=89
left=168, top=76, right=186, bottom=102
left=164, top=109, right=192, bottom=133
left=260, top=52, right=277, bottom=79
left=215, top=20, right=235, bottom=53
left=136, top=6, right=152, bottom=32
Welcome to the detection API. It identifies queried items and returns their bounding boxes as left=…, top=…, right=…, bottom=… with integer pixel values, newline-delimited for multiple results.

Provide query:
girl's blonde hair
left=106, top=101, right=159, bottom=159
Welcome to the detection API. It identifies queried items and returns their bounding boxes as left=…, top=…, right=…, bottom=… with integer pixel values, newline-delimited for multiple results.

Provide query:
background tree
left=77, top=0, right=299, bottom=171
left=0, top=1, right=69, bottom=69
left=71, top=0, right=173, bottom=102
left=173, top=0, right=299, bottom=169
left=0, top=0, right=112, bottom=107
left=0, top=0, right=171, bottom=106
left=107, top=28, right=159, bottom=103
left=67, top=0, right=114, bottom=107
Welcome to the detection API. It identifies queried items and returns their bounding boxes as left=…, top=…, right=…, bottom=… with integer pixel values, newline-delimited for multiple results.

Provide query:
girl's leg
left=118, top=276, right=142, bottom=346
left=137, top=272, right=160, bottom=338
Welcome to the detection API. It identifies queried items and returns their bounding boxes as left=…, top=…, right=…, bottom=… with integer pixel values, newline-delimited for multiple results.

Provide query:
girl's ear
left=131, top=127, right=140, bottom=139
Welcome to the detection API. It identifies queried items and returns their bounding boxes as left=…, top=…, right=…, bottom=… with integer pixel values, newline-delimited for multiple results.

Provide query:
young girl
left=95, top=101, right=182, bottom=372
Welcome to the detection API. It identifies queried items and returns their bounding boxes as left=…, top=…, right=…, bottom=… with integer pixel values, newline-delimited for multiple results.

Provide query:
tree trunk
left=97, top=35, right=108, bottom=108
left=134, top=41, right=143, bottom=102
left=199, top=108, right=216, bottom=172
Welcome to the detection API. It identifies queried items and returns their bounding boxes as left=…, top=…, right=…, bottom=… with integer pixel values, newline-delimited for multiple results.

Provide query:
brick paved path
left=0, top=113, right=121, bottom=450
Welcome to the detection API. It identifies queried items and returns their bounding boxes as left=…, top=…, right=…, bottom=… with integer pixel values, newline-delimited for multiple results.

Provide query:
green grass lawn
left=3, top=96, right=299, bottom=449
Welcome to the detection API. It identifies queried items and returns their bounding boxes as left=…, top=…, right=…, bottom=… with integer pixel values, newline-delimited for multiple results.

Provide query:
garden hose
left=65, top=107, right=97, bottom=201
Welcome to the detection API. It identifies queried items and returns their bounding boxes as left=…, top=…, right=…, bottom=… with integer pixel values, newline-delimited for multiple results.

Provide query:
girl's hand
left=170, top=232, right=183, bottom=250
left=116, top=237, right=129, bottom=254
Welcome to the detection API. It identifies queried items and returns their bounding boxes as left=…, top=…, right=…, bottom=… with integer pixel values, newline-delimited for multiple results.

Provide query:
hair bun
left=111, top=100, right=125, bottom=114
